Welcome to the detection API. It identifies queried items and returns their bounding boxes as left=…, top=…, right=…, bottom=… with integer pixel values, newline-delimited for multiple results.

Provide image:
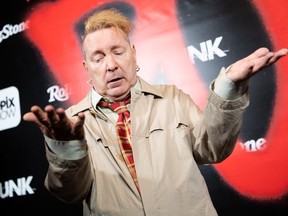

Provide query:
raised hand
left=23, top=105, right=85, bottom=141
left=226, top=47, right=288, bottom=83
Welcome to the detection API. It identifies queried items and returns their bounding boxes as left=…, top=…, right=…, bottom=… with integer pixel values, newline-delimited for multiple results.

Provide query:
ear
left=131, top=44, right=136, bottom=55
left=82, top=60, right=88, bottom=72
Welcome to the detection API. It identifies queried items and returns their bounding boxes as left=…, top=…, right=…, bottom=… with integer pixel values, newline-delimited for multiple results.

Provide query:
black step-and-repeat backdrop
left=1, top=0, right=288, bottom=215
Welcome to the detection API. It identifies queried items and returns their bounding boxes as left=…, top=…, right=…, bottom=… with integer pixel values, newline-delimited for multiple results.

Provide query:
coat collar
left=68, top=76, right=163, bottom=117
left=138, top=76, right=163, bottom=98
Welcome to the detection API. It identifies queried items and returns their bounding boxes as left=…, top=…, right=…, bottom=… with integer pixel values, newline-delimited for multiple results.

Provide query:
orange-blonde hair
left=82, top=8, right=133, bottom=41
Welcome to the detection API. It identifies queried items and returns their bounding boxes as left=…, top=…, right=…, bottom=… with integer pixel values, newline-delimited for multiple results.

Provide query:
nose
left=106, top=55, right=118, bottom=72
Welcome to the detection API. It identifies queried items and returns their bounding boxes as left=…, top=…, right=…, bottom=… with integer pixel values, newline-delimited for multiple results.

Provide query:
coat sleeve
left=188, top=84, right=249, bottom=164
left=43, top=107, right=94, bottom=203
left=44, top=142, right=93, bottom=203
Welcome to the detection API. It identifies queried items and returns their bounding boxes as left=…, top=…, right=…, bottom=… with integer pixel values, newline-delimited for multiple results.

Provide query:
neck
left=105, top=91, right=131, bottom=102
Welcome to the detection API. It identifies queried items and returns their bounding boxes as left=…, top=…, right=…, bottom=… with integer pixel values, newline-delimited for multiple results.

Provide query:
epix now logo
left=0, top=86, right=21, bottom=131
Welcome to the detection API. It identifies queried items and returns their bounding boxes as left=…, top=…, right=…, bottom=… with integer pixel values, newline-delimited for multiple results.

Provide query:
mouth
left=108, top=77, right=123, bottom=83
left=107, top=77, right=124, bottom=89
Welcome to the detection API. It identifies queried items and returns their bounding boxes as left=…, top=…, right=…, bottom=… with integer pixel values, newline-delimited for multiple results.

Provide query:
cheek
left=87, top=65, right=103, bottom=79
left=92, top=78, right=108, bottom=94
left=123, top=58, right=136, bottom=77
left=92, top=75, right=105, bottom=86
left=88, top=70, right=107, bottom=88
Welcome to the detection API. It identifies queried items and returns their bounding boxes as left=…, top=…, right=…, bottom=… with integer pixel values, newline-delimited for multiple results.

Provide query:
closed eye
left=92, top=54, right=105, bottom=63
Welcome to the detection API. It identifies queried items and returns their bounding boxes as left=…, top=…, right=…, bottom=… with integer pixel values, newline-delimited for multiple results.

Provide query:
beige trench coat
left=44, top=77, right=249, bottom=216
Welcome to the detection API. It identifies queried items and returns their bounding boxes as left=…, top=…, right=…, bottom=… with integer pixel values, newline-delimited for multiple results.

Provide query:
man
left=23, top=8, right=287, bottom=216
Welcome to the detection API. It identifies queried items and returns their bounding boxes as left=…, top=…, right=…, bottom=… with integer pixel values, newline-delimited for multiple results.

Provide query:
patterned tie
left=98, top=97, right=140, bottom=193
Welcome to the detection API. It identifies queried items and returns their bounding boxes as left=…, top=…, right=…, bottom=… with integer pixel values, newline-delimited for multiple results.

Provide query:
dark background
left=1, top=0, right=287, bottom=215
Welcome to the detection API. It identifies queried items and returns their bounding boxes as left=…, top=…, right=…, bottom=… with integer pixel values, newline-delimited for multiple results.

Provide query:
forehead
left=83, top=27, right=129, bottom=53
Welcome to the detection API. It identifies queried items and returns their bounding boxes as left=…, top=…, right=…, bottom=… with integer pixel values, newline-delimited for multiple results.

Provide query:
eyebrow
left=92, top=45, right=124, bottom=56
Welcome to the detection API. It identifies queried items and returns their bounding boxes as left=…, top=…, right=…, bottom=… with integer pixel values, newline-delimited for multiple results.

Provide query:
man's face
left=83, top=27, right=137, bottom=101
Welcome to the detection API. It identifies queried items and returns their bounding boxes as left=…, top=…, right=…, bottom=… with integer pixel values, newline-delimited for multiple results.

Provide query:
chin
left=108, top=89, right=130, bottom=101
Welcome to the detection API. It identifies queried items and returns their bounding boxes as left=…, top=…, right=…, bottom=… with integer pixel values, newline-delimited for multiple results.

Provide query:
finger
left=268, top=48, right=288, bottom=65
left=23, top=111, right=45, bottom=129
left=74, top=112, right=85, bottom=131
left=56, top=108, right=72, bottom=129
left=250, top=52, right=274, bottom=72
left=69, top=113, right=85, bottom=139
left=23, top=106, right=54, bottom=136
left=56, top=109, right=85, bottom=140
left=28, top=106, right=50, bottom=128
left=242, top=47, right=270, bottom=62
left=227, top=51, right=272, bottom=82
left=252, top=48, right=288, bottom=71
left=31, top=105, right=49, bottom=125
left=45, top=105, right=60, bottom=127
left=252, top=47, right=270, bottom=58
left=23, top=111, right=37, bottom=122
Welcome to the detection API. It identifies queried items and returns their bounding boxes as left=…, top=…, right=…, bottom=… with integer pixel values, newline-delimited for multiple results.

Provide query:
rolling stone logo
left=24, top=0, right=288, bottom=200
